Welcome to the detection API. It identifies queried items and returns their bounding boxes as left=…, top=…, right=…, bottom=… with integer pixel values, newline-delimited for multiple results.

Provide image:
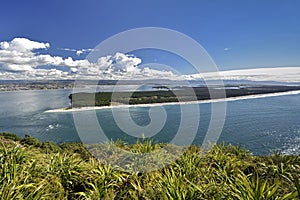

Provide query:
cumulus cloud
left=0, top=38, right=176, bottom=80
left=75, top=52, right=178, bottom=80
left=0, top=38, right=50, bottom=52
left=0, top=38, right=96, bottom=72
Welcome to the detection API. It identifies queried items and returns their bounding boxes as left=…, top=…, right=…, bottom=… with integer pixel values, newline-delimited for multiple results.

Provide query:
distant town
left=0, top=80, right=75, bottom=91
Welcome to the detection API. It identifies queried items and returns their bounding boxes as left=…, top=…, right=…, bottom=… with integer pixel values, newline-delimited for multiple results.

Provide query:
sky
left=0, top=0, right=299, bottom=80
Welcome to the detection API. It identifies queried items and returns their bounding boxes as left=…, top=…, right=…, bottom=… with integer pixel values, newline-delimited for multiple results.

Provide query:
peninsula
left=69, top=85, right=300, bottom=108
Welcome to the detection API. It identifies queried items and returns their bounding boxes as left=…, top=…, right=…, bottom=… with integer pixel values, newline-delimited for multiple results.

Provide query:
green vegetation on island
left=1, top=132, right=300, bottom=199
left=69, top=85, right=300, bottom=108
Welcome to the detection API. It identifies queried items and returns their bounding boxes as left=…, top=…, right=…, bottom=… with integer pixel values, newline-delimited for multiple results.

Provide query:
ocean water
left=0, top=89, right=300, bottom=155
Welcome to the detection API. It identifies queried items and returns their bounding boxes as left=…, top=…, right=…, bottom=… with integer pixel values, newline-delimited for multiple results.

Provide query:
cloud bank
left=188, top=67, right=300, bottom=83
left=0, top=38, right=299, bottom=82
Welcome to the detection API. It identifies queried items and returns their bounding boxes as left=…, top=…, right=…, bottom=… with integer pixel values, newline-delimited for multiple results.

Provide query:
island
left=69, top=85, right=300, bottom=108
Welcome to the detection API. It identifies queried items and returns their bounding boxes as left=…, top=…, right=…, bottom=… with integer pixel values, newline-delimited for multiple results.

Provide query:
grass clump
left=0, top=132, right=300, bottom=199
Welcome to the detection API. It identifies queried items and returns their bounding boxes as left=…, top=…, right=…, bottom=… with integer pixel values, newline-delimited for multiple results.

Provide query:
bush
left=0, top=133, right=300, bottom=199
left=0, top=132, right=21, bottom=141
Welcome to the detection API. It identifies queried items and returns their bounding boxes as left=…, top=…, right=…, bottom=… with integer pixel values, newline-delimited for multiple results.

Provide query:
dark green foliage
left=70, top=90, right=179, bottom=107
left=0, top=132, right=21, bottom=141
left=21, top=134, right=40, bottom=146
left=17, top=134, right=90, bottom=158
left=59, top=142, right=92, bottom=160
left=69, top=85, right=300, bottom=108
left=21, top=135, right=62, bottom=153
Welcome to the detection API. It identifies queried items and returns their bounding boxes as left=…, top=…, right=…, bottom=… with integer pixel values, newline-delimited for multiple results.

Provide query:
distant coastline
left=45, top=89, right=300, bottom=113
left=0, top=80, right=75, bottom=91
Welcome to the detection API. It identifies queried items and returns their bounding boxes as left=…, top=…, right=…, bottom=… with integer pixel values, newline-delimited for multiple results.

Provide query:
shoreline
left=44, top=90, right=300, bottom=113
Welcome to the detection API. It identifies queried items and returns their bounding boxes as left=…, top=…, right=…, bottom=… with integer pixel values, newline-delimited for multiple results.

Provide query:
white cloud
left=75, top=52, right=178, bottom=80
left=224, top=47, right=231, bottom=51
left=0, top=38, right=50, bottom=52
left=187, top=67, right=300, bottom=83
left=60, top=47, right=94, bottom=56
left=0, top=37, right=176, bottom=80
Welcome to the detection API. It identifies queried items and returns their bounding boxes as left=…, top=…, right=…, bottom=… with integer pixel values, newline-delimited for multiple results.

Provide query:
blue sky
left=0, top=0, right=300, bottom=78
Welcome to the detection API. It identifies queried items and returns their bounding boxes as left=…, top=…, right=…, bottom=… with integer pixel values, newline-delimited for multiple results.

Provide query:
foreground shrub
left=0, top=133, right=300, bottom=199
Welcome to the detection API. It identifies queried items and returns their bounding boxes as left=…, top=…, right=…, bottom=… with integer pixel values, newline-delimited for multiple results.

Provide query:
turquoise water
left=0, top=89, right=300, bottom=155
